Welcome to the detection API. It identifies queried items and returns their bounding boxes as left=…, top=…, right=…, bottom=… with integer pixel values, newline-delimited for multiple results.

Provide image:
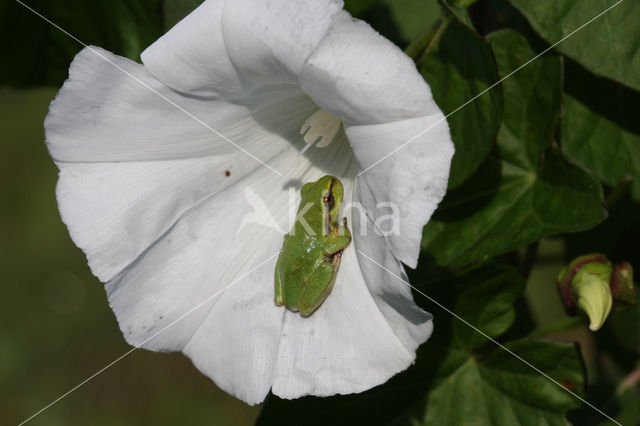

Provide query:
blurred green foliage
left=2, top=0, right=639, bottom=425
left=0, top=0, right=164, bottom=87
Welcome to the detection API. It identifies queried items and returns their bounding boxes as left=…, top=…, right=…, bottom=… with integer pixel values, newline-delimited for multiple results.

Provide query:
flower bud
left=610, top=261, right=637, bottom=308
left=572, top=263, right=613, bottom=331
left=557, top=254, right=613, bottom=331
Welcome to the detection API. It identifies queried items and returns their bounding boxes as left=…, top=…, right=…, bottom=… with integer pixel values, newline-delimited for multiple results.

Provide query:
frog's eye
left=326, top=193, right=335, bottom=210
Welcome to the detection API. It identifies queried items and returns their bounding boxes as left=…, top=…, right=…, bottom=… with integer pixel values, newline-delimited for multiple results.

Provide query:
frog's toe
left=299, top=303, right=318, bottom=317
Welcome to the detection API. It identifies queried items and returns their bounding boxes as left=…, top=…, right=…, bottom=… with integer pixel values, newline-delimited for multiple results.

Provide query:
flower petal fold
left=300, top=11, right=440, bottom=125
left=347, top=115, right=454, bottom=268
left=106, top=172, right=286, bottom=360
left=46, top=47, right=248, bottom=162
left=352, top=183, right=434, bottom=352
left=142, top=0, right=343, bottom=96
left=141, top=0, right=243, bottom=98
left=47, top=48, right=319, bottom=281
left=221, top=0, right=343, bottom=86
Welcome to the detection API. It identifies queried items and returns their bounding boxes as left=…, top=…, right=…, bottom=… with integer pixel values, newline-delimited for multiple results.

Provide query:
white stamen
left=300, top=109, right=342, bottom=154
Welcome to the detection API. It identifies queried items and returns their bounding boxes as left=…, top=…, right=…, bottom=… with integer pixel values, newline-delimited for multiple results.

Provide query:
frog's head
left=300, top=175, right=344, bottom=231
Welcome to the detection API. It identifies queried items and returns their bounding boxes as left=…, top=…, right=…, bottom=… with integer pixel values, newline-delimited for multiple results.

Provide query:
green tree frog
left=274, top=175, right=351, bottom=316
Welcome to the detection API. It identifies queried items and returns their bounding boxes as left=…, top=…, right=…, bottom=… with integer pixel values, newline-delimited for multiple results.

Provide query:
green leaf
left=344, top=0, right=441, bottom=47
left=163, top=0, right=203, bottom=30
left=0, top=0, right=164, bottom=87
left=599, top=387, right=640, bottom=426
left=507, top=0, right=640, bottom=91
left=422, top=339, right=585, bottom=425
left=421, top=261, right=525, bottom=352
left=562, top=60, right=640, bottom=202
left=490, top=29, right=561, bottom=170
left=257, top=262, right=586, bottom=425
left=443, top=0, right=477, bottom=29
left=421, top=150, right=606, bottom=272
left=419, top=10, right=502, bottom=188
left=419, top=30, right=606, bottom=273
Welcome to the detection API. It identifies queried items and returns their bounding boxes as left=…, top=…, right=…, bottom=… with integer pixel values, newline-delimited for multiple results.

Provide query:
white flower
left=45, top=0, right=454, bottom=405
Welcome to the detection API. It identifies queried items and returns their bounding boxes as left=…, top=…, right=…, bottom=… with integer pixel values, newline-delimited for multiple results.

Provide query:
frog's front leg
left=323, top=217, right=351, bottom=255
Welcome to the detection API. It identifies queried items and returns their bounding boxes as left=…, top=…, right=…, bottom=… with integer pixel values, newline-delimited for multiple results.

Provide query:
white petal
left=141, top=0, right=244, bottom=98
left=106, top=194, right=281, bottom=355
left=53, top=93, right=318, bottom=281
left=105, top=129, right=353, bottom=400
left=104, top=127, right=429, bottom=403
left=300, top=11, right=440, bottom=125
left=106, top=171, right=285, bottom=354
left=45, top=46, right=308, bottom=163
left=50, top=48, right=325, bottom=281
left=222, top=0, right=343, bottom=85
left=347, top=115, right=454, bottom=268
left=57, top=157, right=254, bottom=282
left=352, top=181, right=433, bottom=353
left=181, top=243, right=285, bottom=405
left=142, top=0, right=343, bottom=95
left=182, top=134, right=357, bottom=403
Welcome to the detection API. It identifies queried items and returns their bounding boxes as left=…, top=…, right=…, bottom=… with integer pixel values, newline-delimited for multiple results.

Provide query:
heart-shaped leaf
left=420, top=30, right=605, bottom=274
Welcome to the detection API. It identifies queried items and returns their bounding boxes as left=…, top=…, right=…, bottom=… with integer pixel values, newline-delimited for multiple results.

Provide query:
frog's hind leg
left=274, top=254, right=285, bottom=306
left=298, top=258, right=340, bottom=316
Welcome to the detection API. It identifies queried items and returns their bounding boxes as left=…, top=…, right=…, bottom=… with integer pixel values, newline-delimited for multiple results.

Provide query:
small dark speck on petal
left=225, top=170, right=231, bottom=177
